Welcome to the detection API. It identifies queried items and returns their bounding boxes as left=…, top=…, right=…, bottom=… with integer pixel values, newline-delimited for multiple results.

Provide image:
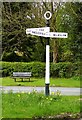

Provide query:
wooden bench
left=12, top=72, right=32, bottom=82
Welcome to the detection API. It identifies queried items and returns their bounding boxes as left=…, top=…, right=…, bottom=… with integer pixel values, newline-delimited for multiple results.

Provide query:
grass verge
left=0, top=76, right=80, bottom=87
left=2, top=91, right=80, bottom=118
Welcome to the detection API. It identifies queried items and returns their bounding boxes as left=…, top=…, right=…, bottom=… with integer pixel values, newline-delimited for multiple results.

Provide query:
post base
left=45, top=84, right=50, bottom=96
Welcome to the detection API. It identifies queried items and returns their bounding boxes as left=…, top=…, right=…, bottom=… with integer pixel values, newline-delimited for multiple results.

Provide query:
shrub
left=1, top=61, right=80, bottom=78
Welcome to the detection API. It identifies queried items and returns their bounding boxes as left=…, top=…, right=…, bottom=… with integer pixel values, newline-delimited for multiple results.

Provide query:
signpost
left=26, top=11, right=68, bottom=96
left=44, top=11, right=51, bottom=96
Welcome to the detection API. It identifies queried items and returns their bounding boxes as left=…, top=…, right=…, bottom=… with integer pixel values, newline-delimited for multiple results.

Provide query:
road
left=0, top=86, right=81, bottom=95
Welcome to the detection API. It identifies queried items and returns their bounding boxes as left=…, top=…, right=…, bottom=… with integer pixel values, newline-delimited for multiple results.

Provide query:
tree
left=2, top=2, right=46, bottom=62
left=50, top=2, right=61, bottom=63
left=2, top=2, right=34, bottom=61
left=55, top=2, right=82, bottom=62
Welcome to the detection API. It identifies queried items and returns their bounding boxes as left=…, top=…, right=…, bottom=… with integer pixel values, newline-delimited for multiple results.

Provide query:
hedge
left=0, top=61, right=80, bottom=78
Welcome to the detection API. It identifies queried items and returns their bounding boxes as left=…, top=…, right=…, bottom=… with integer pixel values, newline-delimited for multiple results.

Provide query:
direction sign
left=27, top=30, right=46, bottom=37
left=26, top=27, right=50, bottom=34
left=45, top=32, right=68, bottom=38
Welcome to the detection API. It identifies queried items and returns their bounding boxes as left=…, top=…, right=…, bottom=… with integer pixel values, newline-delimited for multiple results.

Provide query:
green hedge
left=0, top=61, right=80, bottom=78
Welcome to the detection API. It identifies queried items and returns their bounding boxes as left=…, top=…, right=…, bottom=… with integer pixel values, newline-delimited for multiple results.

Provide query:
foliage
left=2, top=91, right=80, bottom=118
left=55, top=2, right=82, bottom=62
left=2, top=2, right=46, bottom=62
left=1, top=61, right=80, bottom=78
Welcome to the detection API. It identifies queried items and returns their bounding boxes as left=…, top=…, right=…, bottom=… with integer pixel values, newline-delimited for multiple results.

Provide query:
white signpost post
left=26, top=11, right=68, bottom=96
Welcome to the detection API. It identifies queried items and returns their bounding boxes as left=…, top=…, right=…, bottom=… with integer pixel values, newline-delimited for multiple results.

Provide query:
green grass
left=2, top=92, right=80, bottom=118
left=0, top=76, right=80, bottom=87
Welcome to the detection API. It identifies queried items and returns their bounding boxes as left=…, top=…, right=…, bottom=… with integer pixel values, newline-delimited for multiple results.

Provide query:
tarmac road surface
left=0, top=86, right=81, bottom=95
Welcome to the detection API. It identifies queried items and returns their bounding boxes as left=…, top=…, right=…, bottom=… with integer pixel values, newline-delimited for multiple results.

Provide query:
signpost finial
left=44, top=11, right=52, bottom=20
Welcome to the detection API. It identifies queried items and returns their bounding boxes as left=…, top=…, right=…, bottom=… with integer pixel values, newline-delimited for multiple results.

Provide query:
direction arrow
left=26, top=27, right=50, bottom=34
left=27, top=30, right=46, bottom=37
left=45, top=32, right=68, bottom=38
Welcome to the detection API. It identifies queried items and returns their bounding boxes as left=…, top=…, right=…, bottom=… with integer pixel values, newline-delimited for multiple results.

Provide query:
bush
left=1, top=61, right=80, bottom=78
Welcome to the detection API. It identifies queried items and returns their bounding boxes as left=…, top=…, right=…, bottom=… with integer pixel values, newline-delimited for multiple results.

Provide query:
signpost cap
left=44, top=11, right=52, bottom=20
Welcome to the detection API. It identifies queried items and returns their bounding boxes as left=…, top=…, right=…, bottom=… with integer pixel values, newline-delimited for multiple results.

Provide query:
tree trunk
left=53, top=40, right=59, bottom=63
left=51, top=2, right=59, bottom=63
